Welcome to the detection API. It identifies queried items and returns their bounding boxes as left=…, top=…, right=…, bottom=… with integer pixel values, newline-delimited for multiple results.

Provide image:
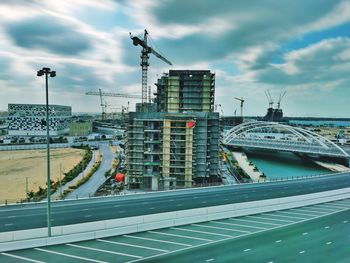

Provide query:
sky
left=0, top=0, right=350, bottom=117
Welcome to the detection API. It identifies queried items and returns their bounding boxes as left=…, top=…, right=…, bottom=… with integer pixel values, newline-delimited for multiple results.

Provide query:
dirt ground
left=0, top=148, right=85, bottom=203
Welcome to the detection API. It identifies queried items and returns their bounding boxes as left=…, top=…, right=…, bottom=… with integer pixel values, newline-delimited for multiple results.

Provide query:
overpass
left=223, top=121, right=349, bottom=165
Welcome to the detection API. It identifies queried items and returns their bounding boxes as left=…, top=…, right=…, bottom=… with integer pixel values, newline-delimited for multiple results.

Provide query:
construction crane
left=265, top=90, right=274, bottom=108
left=277, top=90, right=286, bottom=109
left=234, top=97, right=245, bottom=118
left=129, top=29, right=172, bottom=109
left=86, top=89, right=141, bottom=120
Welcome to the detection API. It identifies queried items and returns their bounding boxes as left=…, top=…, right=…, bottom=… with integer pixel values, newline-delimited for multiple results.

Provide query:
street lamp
left=37, top=67, right=56, bottom=237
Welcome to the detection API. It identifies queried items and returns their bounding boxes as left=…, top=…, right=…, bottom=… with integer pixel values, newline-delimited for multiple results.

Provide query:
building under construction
left=126, top=70, right=219, bottom=190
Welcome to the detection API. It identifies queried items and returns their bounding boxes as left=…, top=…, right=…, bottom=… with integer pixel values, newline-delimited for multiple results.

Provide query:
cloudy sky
left=0, top=0, right=350, bottom=117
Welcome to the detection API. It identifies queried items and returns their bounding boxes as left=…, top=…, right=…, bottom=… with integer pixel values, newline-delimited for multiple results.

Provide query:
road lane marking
left=254, top=214, right=295, bottom=223
left=67, top=244, right=143, bottom=259
left=258, top=213, right=300, bottom=221
left=206, top=258, right=215, bottom=262
left=275, top=240, right=282, bottom=243
left=277, top=210, right=314, bottom=218
left=268, top=213, right=307, bottom=220
left=289, top=209, right=322, bottom=216
left=149, top=207, right=155, bottom=210
left=35, top=248, right=107, bottom=263
left=325, top=226, right=330, bottom=229
left=247, top=215, right=291, bottom=224
left=192, top=223, right=251, bottom=234
left=326, top=242, right=332, bottom=245
left=344, top=220, right=348, bottom=223
left=82, top=208, right=89, bottom=211
left=315, top=204, right=346, bottom=210
left=7, top=215, right=16, bottom=218
left=306, top=206, right=337, bottom=213
left=322, top=203, right=350, bottom=209
left=299, top=251, right=305, bottom=254
left=230, top=218, right=281, bottom=226
left=148, top=230, right=213, bottom=242
left=97, top=239, right=168, bottom=252
left=244, top=248, right=251, bottom=252
left=1, top=252, right=45, bottom=263
left=172, top=227, right=232, bottom=238
left=212, top=221, right=266, bottom=230
left=123, top=234, right=192, bottom=247
left=302, top=232, right=308, bottom=235
left=84, top=214, right=92, bottom=218
left=113, top=205, right=120, bottom=208
left=297, top=208, right=326, bottom=214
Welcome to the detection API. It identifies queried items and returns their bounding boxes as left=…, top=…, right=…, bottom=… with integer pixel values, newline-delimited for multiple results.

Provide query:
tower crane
left=129, top=29, right=172, bottom=110
left=277, top=90, right=286, bottom=109
left=265, top=90, right=274, bottom=108
left=234, top=97, right=245, bottom=118
left=85, top=89, right=141, bottom=120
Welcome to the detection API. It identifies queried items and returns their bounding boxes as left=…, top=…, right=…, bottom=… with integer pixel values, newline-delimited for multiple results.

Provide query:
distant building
left=126, top=70, right=219, bottom=191
left=8, top=104, right=71, bottom=136
left=155, top=70, right=215, bottom=113
left=220, top=116, right=243, bottom=131
left=69, top=120, right=92, bottom=136
left=126, top=111, right=220, bottom=190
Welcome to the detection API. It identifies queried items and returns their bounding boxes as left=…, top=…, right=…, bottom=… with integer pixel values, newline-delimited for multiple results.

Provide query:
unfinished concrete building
left=126, top=70, right=219, bottom=190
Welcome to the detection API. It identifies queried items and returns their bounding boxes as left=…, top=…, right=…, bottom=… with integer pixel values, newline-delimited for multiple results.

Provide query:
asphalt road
left=65, top=142, right=115, bottom=199
left=1, top=172, right=350, bottom=232
left=148, top=204, right=350, bottom=262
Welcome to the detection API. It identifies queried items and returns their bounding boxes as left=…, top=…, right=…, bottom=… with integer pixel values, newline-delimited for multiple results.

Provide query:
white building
left=8, top=104, right=72, bottom=136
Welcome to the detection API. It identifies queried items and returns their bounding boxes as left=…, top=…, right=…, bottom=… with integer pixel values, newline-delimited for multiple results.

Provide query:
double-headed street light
left=37, top=67, right=56, bottom=237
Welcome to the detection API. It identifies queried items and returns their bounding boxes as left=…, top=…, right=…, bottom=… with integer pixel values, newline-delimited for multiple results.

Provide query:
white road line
left=149, top=207, right=155, bottom=210
left=118, top=211, right=126, bottom=213
left=321, top=204, right=350, bottom=210
left=84, top=214, right=92, bottom=218
left=82, top=208, right=89, bottom=211
left=270, top=212, right=307, bottom=220
left=123, top=234, right=192, bottom=247
left=244, top=248, right=251, bottom=252
left=344, top=220, right=348, bottom=223
left=261, top=214, right=300, bottom=222
left=290, top=209, right=323, bottom=216
left=302, top=232, right=308, bottom=235
left=275, top=240, right=282, bottom=243
left=148, top=230, right=213, bottom=242
left=211, top=221, right=266, bottom=230
left=35, top=248, right=107, bottom=263
left=4, top=223, right=13, bottom=226
left=1, top=252, right=44, bottom=263
left=113, top=205, right=120, bottom=208
left=172, top=227, right=232, bottom=238
left=7, top=215, right=16, bottom=218
left=206, top=258, right=215, bottom=262
left=67, top=244, right=143, bottom=259
left=299, top=251, right=305, bottom=254
left=247, top=215, right=291, bottom=224
left=277, top=210, right=315, bottom=218
left=325, top=226, right=330, bottom=229
left=192, top=223, right=251, bottom=234
left=307, top=206, right=338, bottom=212
left=298, top=208, right=327, bottom=214
left=230, top=218, right=280, bottom=226
left=96, top=239, right=168, bottom=252
left=326, top=242, right=332, bottom=245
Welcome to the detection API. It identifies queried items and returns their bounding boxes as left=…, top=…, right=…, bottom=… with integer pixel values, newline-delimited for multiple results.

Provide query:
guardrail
left=1, top=186, right=350, bottom=252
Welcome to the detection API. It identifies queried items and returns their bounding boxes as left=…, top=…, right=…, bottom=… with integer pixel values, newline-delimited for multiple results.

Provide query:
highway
left=148, top=204, right=350, bottom=262
left=0, top=171, right=350, bottom=232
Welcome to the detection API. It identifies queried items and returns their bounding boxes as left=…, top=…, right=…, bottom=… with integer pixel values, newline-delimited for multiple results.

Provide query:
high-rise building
left=8, top=104, right=71, bottom=136
left=155, top=70, right=215, bottom=113
left=126, top=70, right=219, bottom=191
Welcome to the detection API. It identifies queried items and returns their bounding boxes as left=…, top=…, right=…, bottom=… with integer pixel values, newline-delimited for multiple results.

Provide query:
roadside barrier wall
left=1, top=187, right=350, bottom=252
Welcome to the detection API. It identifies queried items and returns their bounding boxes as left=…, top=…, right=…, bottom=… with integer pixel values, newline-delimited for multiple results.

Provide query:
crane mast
left=130, top=29, right=172, bottom=110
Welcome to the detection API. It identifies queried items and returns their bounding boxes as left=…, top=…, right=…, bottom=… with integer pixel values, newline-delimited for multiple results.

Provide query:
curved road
left=0, top=172, right=350, bottom=232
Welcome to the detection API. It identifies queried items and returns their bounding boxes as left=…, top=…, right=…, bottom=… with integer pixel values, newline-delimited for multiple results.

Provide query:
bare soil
left=0, top=148, right=85, bottom=202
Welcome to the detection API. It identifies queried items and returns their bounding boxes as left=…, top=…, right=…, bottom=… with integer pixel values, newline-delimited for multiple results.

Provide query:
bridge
left=223, top=121, right=349, bottom=164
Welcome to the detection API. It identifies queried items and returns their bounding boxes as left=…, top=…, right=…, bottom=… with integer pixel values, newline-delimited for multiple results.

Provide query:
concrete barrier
left=1, top=187, right=350, bottom=252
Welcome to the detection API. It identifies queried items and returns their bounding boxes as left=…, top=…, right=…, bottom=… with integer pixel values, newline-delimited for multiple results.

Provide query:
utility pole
left=25, top=177, right=28, bottom=201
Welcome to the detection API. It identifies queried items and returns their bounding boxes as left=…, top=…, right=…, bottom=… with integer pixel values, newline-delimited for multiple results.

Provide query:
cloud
left=5, top=16, right=92, bottom=55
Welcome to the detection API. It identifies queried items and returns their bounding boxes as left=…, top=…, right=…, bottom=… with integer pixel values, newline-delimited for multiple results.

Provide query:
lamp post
left=37, top=67, right=56, bottom=237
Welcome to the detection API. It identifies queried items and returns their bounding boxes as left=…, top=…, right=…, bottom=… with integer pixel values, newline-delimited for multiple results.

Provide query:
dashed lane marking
left=325, top=226, right=330, bottom=229
left=298, top=208, right=327, bottom=214
left=67, top=244, right=143, bottom=259
left=113, top=205, right=120, bottom=208
left=321, top=204, right=350, bottom=210
left=1, top=252, right=44, bottom=263
left=192, top=223, right=251, bottom=234
left=35, top=248, right=107, bottom=263
left=7, top=215, right=16, bottom=218
left=82, top=208, right=89, bottom=211
left=302, top=232, right=308, bottom=235
left=304, top=206, right=337, bottom=213
left=244, top=248, right=251, bottom=252
left=96, top=239, right=169, bottom=252
left=211, top=221, right=267, bottom=230
left=344, top=220, right=348, bottom=223
left=257, top=214, right=297, bottom=222
left=148, top=230, right=213, bottom=242
left=4, top=223, right=13, bottom=226
left=275, top=240, right=282, bottom=243
left=206, top=258, right=215, bottom=262
left=326, top=242, right=332, bottom=245
left=123, top=234, right=192, bottom=247
left=84, top=215, right=92, bottom=218
left=299, top=251, right=305, bottom=254
left=172, top=227, right=232, bottom=238
left=277, top=210, right=315, bottom=218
